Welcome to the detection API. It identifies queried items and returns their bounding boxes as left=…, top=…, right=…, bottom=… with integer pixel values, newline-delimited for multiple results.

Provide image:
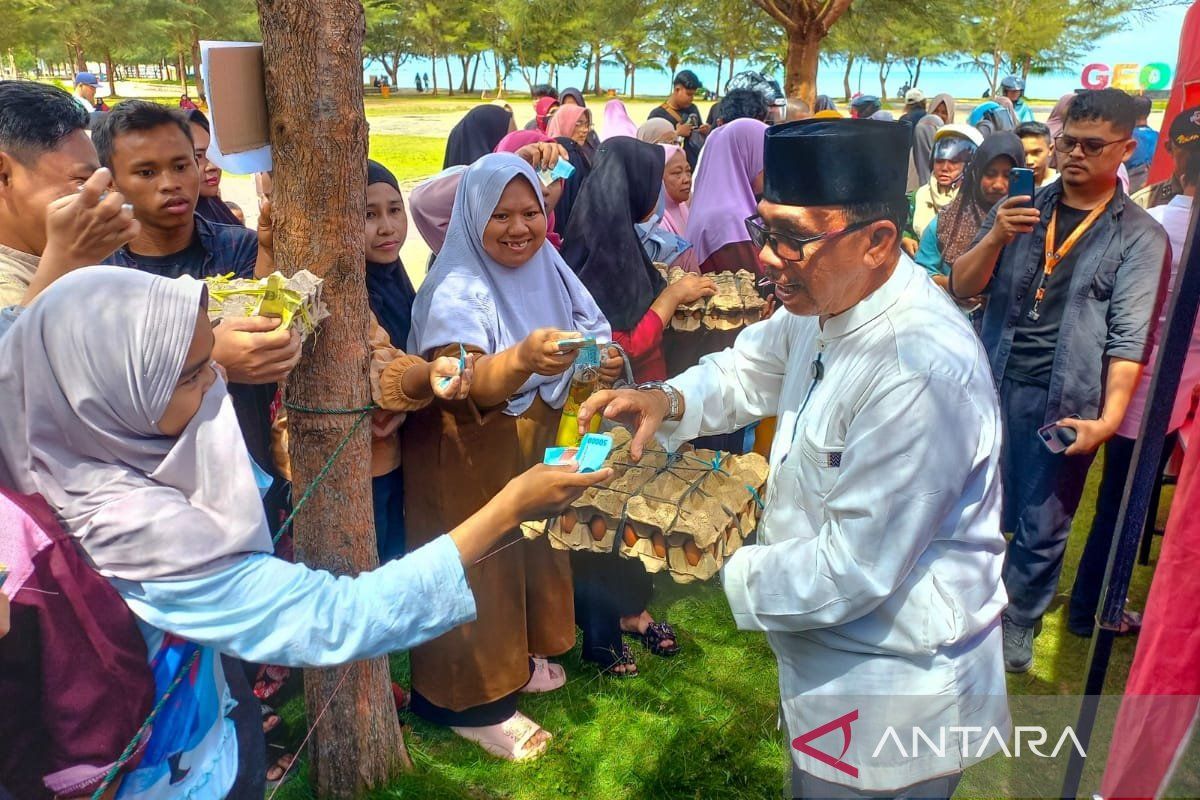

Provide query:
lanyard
left=1027, top=194, right=1113, bottom=322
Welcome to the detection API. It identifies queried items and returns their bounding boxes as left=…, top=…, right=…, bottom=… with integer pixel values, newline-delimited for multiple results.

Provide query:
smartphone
left=1038, top=416, right=1080, bottom=454
left=1009, top=167, right=1035, bottom=207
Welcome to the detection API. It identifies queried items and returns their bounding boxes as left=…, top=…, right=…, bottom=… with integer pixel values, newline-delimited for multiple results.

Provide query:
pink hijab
left=494, top=129, right=563, bottom=249
left=684, top=118, right=766, bottom=265
left=410, top=166, right=465, bottom=254
left=659, top=144, right=689, bottom=237
left=546, top=104, right=589, bottom=141
left=534, top=97, right=559, bottom=133
left=601, top=99, right=638, bottom=141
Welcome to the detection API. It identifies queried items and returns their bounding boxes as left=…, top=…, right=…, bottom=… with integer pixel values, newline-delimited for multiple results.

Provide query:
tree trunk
left=726, top=54, right=735, bottom=91
left=914, top=56, right=924, bottom=87
left=714, top=55, right=723, bottom=99
left=494, top=51, right=503, bottom=95
left=256, top=0, right=410, bottom=795
left=878, top=60, right=887, bottom=100
left=105, top=50, right=116, bottom=97
left=458, top=54, right=469, bottom=93
left=842, top=55, right=853, bottom=102
left=430, top=50, right=439, bottom=95
left=593, top=47, right=601, bottom=94
left=782, top=26, right=821, bottom=110
left=1020, top=55, right=1031, bottom=83
left=191, top=33, right=206, bottom=100
left=629, top=64, right=636, bottom=99
left=470, top=53, right=481, bottom=92
left=384, top=58, right=398, bottom=87
left=443, top=54, right=453, bottom=95
left=176, top=50, right=188, bottom=93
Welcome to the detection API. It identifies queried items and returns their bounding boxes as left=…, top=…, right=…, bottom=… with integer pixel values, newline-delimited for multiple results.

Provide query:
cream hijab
left=0, top=267, right=273, bottom=581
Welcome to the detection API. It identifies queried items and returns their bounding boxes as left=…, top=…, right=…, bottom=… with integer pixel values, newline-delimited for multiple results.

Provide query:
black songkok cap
left=763, top=118, right=911, bottom=206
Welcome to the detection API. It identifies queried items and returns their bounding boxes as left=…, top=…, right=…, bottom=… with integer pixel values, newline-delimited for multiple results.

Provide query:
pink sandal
left=520, top=657, right=566, bottom=694
left=451, top=711, right=552, bottom=761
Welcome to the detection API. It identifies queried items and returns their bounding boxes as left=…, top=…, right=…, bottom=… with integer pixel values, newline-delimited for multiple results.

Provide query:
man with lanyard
left=952, top=88, right=1168, bottom=674
left=648, top=70, right=710, bottom=168
left=579, top=118, right=1010, bottom=798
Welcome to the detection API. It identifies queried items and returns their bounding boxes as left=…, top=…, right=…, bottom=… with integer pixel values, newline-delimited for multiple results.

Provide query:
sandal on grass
left=261, top=704, right=286, bottom=743
left=265, top=751, right=295, bottom=788
left=600, top=643, right=639, bottom=678
left=520, top=657, right=566, bottom=694
left=628, top=621, right=680, bottom=657
left=451, top=711, right=552, bottom=761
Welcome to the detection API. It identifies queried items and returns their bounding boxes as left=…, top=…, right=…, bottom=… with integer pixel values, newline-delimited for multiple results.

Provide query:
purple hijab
left=684, top=118, right=766, bottom=265
left=601, top=99, right=639, bottom=141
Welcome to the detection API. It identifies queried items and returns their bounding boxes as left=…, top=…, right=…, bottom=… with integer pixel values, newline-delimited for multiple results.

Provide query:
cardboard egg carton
left=666, top=268, right=766, bottom=333
left=528, top=425, right=770, bottom=583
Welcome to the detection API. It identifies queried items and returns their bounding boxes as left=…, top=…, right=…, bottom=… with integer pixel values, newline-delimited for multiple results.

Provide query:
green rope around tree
left=90, top=402, right=377, bottom=799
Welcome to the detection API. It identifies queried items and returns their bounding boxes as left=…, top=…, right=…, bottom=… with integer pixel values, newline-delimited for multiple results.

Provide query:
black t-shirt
left=649, top=103, right=705, bottom=168
left=1007, top=203, right=1092, bottom=387
left=121, top=234, right=210, bottom=279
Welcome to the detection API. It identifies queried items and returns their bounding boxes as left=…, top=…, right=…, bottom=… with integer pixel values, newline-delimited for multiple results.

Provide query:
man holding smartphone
left=648, top=70, right=710, bottom=168
left=951, top=88, right=1169, bottom=673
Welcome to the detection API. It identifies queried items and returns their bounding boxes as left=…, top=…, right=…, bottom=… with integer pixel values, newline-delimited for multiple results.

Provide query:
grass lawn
left=367, top=134, right=448, bottom=184
left=272, top=453, right=1180, bottom=800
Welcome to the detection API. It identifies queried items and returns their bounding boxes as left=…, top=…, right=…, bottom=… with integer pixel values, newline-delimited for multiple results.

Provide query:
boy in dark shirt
left=648, top=70, right=710, bottom=168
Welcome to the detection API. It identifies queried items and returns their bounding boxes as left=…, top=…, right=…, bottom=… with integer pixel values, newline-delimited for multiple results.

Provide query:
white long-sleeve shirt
left=663, top=255, right=1010, bottom=791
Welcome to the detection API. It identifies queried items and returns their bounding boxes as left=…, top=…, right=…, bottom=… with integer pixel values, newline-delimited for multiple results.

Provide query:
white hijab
left=0, top=267, right=273, bottom=581
left=408, top=153, right=610, bottom=415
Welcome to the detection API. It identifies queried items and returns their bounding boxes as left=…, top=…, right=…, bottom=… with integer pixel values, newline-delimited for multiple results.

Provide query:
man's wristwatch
left=636, top=381, right=683, bottom=421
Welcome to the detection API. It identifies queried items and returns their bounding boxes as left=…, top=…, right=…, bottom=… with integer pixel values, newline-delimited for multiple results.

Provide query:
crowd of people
left=0, top=65, right=1195, bottom=800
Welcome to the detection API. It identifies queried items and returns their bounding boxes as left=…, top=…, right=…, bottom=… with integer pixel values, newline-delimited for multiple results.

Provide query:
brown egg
left=652, top=532, right=667, bottom=558
left=589, top=516, right=607, bottom=541
left=560, top=509, right=577, bottom=534
left=623, top=524, right=638, bottom=547
left=683, top=540, right=702, bottom=566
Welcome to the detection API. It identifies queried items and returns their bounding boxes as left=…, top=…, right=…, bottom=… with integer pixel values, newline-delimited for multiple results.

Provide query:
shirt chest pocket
left=1088, top=255, right=1121, bottom=302
left=796, top=428, right=845, bottom=500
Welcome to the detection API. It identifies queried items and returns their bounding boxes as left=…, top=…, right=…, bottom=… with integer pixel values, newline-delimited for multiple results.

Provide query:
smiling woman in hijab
left=444, top=104, right=517, bottom=168
left=405, top=153, right=616, bottom=760
left=494, top=130, right=567, bottom=248
left=685, top=117, right=767, bottom=274
left=915, top=131, right=1025, bottom=285
left=0, top=266, right=602, bottom=797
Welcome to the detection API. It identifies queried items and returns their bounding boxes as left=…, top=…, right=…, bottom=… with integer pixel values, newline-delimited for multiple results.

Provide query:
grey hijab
left=0, top=267, right=273, bottom=581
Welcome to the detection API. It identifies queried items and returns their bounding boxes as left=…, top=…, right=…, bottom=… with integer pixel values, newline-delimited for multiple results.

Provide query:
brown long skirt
left=402, top=394, right=575, bottom=712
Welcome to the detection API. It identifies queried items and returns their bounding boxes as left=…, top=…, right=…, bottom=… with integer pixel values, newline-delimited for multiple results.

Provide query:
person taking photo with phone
left=951, top=88, right=1169, bottom=674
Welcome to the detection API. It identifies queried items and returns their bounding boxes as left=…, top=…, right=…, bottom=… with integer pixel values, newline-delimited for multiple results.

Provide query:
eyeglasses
left=744, top=214, right=879, bottom=263
left=1053, top=133, right=1129, bottom=158
left=574, top=118, right=592, bottom=130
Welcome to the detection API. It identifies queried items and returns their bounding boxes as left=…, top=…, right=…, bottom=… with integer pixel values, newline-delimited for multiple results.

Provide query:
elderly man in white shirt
left=580, top=118, right=1010, bottom=798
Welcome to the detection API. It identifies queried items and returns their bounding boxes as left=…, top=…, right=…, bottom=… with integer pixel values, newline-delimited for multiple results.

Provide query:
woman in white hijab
left=405, top=152, right=615, bottom=760
left=0, top=267, right=606, bottom=798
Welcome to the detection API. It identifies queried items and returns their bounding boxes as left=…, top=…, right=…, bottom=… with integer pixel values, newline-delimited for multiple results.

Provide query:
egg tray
left=523, top=426, right=769, bottom=583
left=204, top=269, right=329, bottom=341
left=665, top=267, right=766, bottom=333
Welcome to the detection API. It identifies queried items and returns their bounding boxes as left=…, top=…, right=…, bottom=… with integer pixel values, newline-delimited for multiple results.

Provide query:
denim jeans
left=999, top=378, right=1096, bottom=628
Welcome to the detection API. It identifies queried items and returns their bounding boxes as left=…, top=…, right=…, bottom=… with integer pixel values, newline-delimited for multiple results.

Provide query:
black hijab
left=443, top=105, right=514, bottom=168
left=560, top=87, right=586, bottom=107
left=366, top=160, right=417, bottom=346
left=552, top=136, right=592, bottom=240
left=187, top=109, right=243, bottom=227
left=560, top=137, right=666, bottom=331
left=937, top=132, right=1025, bottom=266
